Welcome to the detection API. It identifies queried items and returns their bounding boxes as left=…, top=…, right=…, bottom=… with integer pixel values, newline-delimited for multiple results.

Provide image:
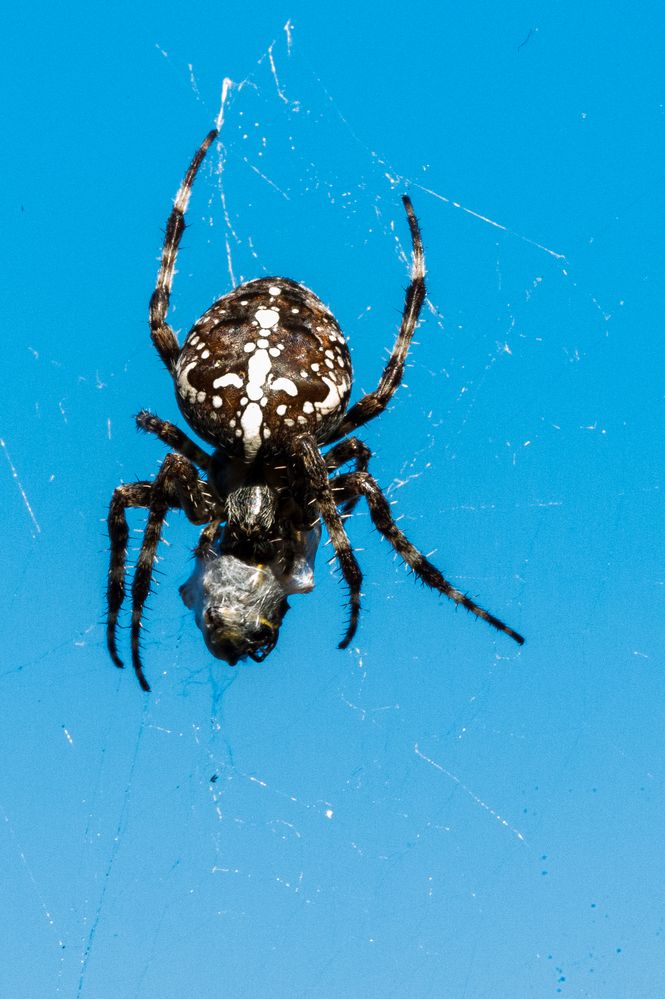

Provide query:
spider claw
left=110, top=650, right=125, bottom=670
left=338, top=608, right=360, bottom=650
left=106, top=625, right=125, bottom=669
left=136, top=670, right=151, bottom=693
left=131, top=649, right=151, bottom=692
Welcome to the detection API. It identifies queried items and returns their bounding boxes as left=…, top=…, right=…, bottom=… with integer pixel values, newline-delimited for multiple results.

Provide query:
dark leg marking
left=332, top=471, right=525, bottom=646
left=329, top=196, right=426, bottom=442
left=149, top=129, right=218, bottom=373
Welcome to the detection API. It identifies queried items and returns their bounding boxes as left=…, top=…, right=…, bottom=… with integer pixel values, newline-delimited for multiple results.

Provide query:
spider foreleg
left=333, top=471, right=525, bottom=646
left=149, top=129, right=218, bottom=373
left=107, top=482, right=152, bottom=670
left=329, top=196, right=426, bottom=442
left=135, top=410, right=212, bottom=471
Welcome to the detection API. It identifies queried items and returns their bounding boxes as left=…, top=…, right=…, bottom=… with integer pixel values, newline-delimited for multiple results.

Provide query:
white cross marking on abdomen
left=240, top=348, right=272, bottom=457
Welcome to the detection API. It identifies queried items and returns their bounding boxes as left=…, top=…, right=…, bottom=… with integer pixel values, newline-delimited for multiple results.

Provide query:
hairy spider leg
left=149, top=129, right=219, bottom=374
left=324, top=436, right=371, bottom=517
left=324, top=436, right=371, bottom=473
left=293, top=435, right=363, bottom=648
left=108, top=454, right=218, bottom=690
left=331, top=470, right=525, bottom=645
left=107, top=482, right=152, bottom=671
left=135, top=410, right=212, bottom=471
left=193, top=519, right=223, bottom=559
left=328, top=196, right=426, bottom=443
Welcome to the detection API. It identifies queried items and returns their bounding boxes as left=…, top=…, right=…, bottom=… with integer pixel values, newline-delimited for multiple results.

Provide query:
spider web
left=2, top=12, right=661, bottom=999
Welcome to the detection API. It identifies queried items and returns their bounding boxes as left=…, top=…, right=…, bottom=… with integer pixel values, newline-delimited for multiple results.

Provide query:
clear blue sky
left=2, top=1, right=664, bottom=996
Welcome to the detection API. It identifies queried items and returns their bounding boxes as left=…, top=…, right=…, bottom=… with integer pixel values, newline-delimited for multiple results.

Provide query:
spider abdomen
left=175, top=277, right=353, bottom=459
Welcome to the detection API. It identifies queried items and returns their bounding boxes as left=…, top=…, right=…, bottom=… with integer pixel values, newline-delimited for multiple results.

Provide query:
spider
left=106, top=128, right=524, bottom=691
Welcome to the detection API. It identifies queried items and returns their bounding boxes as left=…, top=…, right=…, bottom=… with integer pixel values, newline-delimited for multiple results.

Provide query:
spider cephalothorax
left=107, top=128, right=524, bottom=691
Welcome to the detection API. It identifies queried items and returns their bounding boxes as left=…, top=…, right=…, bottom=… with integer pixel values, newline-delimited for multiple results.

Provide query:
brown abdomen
left=175, top=277, right=352, bottom=459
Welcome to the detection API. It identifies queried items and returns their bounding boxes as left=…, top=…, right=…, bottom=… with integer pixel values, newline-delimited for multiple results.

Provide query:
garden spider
left=106, top=129, right=524, bottom=691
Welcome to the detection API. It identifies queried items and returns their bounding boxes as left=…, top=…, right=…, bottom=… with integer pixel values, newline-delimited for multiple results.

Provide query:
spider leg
left=328, top=196, right=426, bottom=443
left=149, top=129, right=218, bottom=374
left=135, top=410, right=211, bottom=471
left=193, top=519, right=222, bottom=560
left=107, top=481, right=152, bottom=671
left=107, top=454, right=217, bottom=690
left=130, top=454, right=217, bottom=690
left=324, top=437, right=371, bottom=473
left=331, top=471, right=525, bottom=646
left=324, top=437, right=371, bottom=517
left=292, top=435, right=363, bottom=648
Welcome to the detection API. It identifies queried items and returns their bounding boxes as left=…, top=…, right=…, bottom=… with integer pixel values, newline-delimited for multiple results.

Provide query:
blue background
left=2, top=2, right=663, bottom=996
